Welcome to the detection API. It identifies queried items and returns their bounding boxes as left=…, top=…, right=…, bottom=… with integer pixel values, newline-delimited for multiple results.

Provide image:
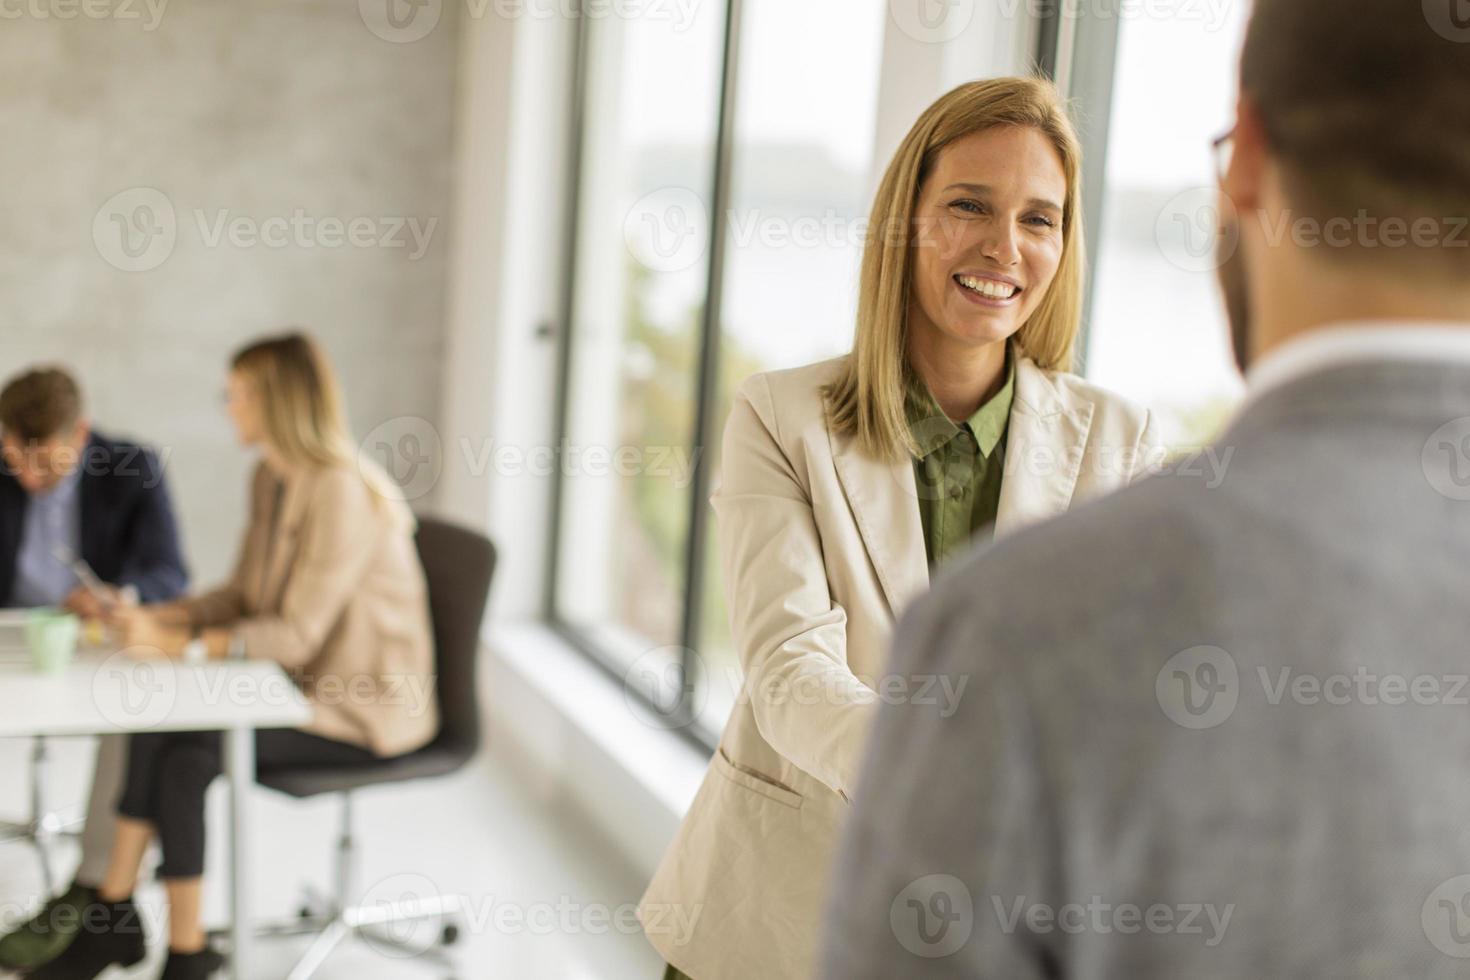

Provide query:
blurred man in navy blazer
left=0, top=366, right=189, bottom=971
left=0, top=367, right=187, bottom=613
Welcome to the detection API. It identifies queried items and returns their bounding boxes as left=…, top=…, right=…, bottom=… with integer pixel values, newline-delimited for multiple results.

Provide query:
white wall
left=436, top=3, right=574, bottom=624
left=0, top=0, right=458, bottom=582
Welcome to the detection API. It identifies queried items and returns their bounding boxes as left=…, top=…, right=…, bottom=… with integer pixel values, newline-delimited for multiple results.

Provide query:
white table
left=0, top=648, right=312, bottom=979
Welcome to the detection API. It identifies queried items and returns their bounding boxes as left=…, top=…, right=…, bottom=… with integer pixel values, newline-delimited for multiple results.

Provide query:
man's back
left=823, top=352, right=1470, bottom=978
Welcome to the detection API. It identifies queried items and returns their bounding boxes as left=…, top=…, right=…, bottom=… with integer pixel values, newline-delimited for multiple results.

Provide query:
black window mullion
left=676, top=0, right=744, bottom=742
left=543, top=0, right=592, bottom=623
left=1035, top=0, right=1124, bottom=370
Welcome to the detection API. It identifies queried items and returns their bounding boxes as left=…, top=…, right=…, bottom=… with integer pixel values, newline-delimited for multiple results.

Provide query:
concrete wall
left=0, top=0, right=458, bottom=582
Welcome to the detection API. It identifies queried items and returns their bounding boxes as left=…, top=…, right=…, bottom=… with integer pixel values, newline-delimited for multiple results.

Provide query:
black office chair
left=240, top=518, right=496, bottom=980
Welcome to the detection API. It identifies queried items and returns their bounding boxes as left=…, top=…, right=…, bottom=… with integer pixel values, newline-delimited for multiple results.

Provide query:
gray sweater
left=822, top=359, right=1470, bottom=979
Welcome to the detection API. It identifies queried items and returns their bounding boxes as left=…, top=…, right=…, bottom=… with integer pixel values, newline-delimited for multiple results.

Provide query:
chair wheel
left=441, top=923, right=460, bottom=946
left=299, top=905, right=314, bottom=919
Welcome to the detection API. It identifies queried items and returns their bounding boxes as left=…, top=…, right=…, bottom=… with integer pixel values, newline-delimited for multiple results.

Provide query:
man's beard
left=1217, top=214, right=1252, bottom=374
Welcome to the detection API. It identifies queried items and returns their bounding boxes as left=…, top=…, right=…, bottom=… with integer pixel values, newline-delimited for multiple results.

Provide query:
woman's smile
left=953, top=272, right=1023, bottom=307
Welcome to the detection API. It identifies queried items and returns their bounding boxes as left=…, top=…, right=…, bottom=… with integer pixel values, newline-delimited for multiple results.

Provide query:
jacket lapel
left=78, top=437, right=107, bottom=573
left=0, top=476, right=24, bottom=604
left=829, top=420, right=930, bottom=620
left=258, top=468, right=309, bottom=609
left=826, top=357, right=1093, bottom=615
left=995, top=358, right=1094, bottom=536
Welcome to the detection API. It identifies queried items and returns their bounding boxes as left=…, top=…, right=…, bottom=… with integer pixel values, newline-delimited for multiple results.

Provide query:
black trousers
left=116, top=728, right=377, bottom=879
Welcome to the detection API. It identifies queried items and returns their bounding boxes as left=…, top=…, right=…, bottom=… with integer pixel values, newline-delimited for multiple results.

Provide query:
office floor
left=0, top=735, right=663, bottom=980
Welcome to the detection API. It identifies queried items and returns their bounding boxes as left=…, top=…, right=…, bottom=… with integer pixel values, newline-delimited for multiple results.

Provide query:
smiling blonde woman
left=639, top=77, right=1164, bottom=980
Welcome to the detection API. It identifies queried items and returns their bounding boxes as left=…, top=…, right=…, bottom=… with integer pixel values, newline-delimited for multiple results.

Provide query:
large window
left=1077, top=3, right=1251, bottom=444
left=549, top=0, right=887, bottom=742
left=551, top=4, right=728, bottom=669
left=691, top=0, right=888, bottom=732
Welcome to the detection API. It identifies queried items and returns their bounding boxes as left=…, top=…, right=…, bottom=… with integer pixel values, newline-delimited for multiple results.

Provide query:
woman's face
left=908, top=125, right=1068, bottom=351
left=225, top=370, right=262, bottom=446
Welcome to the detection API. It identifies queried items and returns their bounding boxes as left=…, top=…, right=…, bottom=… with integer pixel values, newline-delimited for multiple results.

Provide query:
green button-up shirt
left=906, top=350, right=1016, bottom=568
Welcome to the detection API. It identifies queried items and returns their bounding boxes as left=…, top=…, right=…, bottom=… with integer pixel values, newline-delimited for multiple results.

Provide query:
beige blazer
left=181, top=462, right=438, bottom=757
left=639, top=354, right=1163, bottom=980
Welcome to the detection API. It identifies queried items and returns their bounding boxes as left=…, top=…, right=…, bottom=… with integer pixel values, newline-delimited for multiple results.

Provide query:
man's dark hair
left=1241, top=0, right=1470, bottom=273
left=0, top=367, right=84, bottom=442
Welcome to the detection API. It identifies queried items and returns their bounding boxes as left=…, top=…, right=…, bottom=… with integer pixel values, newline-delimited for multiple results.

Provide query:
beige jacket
left=639, top=354, right=1162, bottom=980
left=181, top=462, right=438, bottom=757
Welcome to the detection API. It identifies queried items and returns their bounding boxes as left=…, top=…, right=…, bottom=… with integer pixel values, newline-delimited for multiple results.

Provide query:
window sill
left=483, top=621, right=711, bottom=876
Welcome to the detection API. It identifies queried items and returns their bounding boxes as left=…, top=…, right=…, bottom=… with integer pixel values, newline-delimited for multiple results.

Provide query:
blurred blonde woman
left=36, top=332, right=437, bottom=980
left=640, top=78, right=1163, bottom=980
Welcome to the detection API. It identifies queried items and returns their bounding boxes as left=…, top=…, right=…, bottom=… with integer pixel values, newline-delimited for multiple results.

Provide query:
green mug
left=27, top=610, right=80, bottom=674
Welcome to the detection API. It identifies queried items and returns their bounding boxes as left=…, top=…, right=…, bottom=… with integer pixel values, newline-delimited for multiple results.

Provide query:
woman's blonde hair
left=231, top=332, right=408, bottom=522
left=825, top=76, right=1086, bottom=462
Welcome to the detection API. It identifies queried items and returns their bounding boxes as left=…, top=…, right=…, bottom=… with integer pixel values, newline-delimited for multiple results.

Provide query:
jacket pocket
left=713, top=748, right=803, bottom=810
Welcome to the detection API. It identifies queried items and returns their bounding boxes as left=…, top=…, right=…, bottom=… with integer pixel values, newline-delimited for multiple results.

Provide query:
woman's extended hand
left=111, top=606, right=191, bottom=658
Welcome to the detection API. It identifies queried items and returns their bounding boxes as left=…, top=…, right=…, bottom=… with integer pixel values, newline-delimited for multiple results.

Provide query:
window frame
left=543, top=0, right=744, bottom=751
left=1035, top=0, right=1126, bottom=369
